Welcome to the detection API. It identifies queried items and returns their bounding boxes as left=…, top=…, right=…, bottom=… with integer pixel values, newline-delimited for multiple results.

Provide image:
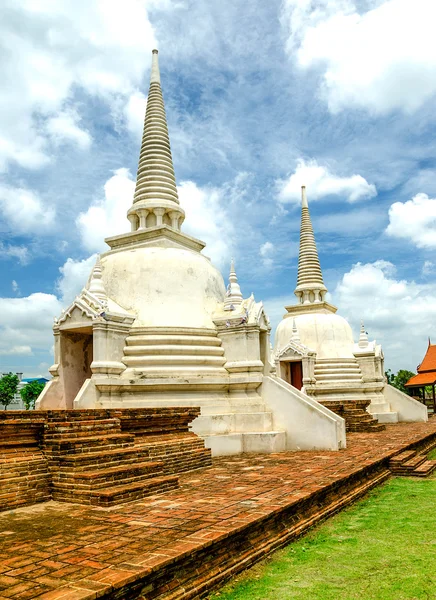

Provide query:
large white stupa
left=38, top=51, right=347, bottom=454
left=274, top=187, right=427, bottom=425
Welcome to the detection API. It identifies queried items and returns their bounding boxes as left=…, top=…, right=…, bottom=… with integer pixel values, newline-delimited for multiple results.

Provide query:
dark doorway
left=280, top=360, right=303, bottom=390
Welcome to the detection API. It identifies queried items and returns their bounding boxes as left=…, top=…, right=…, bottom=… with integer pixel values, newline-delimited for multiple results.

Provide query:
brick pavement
left=0, top=419, right=435, bottom=600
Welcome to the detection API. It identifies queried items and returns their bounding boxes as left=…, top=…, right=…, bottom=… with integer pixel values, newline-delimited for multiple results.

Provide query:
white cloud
left=422, top=261, right=434, bottom=276
left=0, top=0, right=158, bottom=171
left=11, top=280, right=19, bottom=293
left=278, top=159, right=376, bottom=203
left=0, top=346, right=32, bottom=356
left=46, top=109, right=92, bottom=149
left=179, top=180, right=236, bottom=268
left=259, top=241, right=275, bottom=268
left=0, top=184, right=55, bottom=232
left=57, top=254, right=97, bottom=305
left=0, top=243, right=29, bottom=265
left=386, top=193, right=436, bottom=248
left=0, top=253, right=98, bottom=368
left=77, top=168, right=135, bottom=252
left=283, top=0, right=436, bottom=114
left=0, top=292, right=62, bottom=358
left=335, top=260, right=436, bottom=370
left=123, top=92, right=147, bottom=138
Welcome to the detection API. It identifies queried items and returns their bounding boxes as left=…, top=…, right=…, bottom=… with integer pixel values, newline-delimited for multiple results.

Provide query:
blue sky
left=1, top=0, right=436, bottom=377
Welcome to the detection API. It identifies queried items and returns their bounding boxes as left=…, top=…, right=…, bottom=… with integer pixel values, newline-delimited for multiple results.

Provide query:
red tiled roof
left=405, top=372, right=436, bottom=387
left=418, top=343, right=436, bottom=372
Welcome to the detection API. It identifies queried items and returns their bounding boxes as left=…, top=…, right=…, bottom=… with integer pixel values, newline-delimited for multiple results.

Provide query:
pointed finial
left=88, top=255, right=106, bottom=301
left=358, top=320, right=369, bottom=348
left=301, top=185, right=308, bottom=209
left=150, top=49, right=161, bottom=84
left=224, top=258, right=243, bottom=310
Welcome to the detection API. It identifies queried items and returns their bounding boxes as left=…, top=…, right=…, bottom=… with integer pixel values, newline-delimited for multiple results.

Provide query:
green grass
left=216, top=476, right=436, bottom=600
left=428, top=447, right=436, bottom=460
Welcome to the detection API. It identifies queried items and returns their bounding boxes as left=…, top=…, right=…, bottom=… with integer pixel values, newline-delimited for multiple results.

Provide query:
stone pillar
left=48, top=324, right=60, bottom=378
left=168, top=210, right=180, bottom=230
left=154, top=207, right=165, bottom=226
left=127, top=214, right=138, bottom=232
left=137, top=209, right=149, bottom=230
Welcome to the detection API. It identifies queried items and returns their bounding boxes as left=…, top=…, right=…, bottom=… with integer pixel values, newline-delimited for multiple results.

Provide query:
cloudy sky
left=1, top=0, right=436, bottom=377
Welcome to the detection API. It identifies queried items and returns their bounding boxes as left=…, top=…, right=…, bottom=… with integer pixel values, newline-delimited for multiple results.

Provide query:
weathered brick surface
left=388, top=435, right=436, bottom=477
left=320, top=399, right=385, bottom=432
left=0, top=415, right=50, bottom=512
left=0, top=419, right=435, bottom=600
left=0, top=408, right=211, bottom=511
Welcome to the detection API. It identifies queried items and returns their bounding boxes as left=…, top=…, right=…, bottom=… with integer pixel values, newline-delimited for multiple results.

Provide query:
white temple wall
left=218, top=325, right=263, bottom=374
left=383, top=384, right=428, bottom=422
left=261, top=375, right=346, bottom=451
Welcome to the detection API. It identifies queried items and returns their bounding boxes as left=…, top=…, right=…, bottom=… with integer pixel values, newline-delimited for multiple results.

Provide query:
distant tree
left=385, top=369, right=395, bottom=385
left=20, top=380, right=45, bottom=411
left=390, top=369, right=416, bottom=394
left=0, top=373, right=19, bottom=410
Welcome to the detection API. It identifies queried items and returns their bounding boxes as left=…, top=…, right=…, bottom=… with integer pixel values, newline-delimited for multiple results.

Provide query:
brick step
left=55, top=461, right=163, bottom=489
left=412, top=460, right=436, bottom=477
left=151, top=448, right=212, bottom=474
left=402, top=454, right=427, bottom=470
left=90, top=475, right=179, bottom=506
left=53, top=470, right=166, bottom=493
left=0, top=464, right=49, bottom=482
left=0, top=453, right=44, bottom=463
left=391, top=454, right=428, bottom=474
left=56, top=448, right=151, bottom=470
left=52, top=475, right=179, bottom=507
left=0, top=491, right=50, bottom=511
left=347, top=424, right=385, bottom=433
left=346, top=416, right=375, bottom=424
left=0, top=474, right=50, bottom=494
left=44, top=419, right=121, bottom=438
left=0, top=439, right=40, bottom=448
left=389, top=450, right=417, bottom=467
left=43, top=433, right=135, bottom=452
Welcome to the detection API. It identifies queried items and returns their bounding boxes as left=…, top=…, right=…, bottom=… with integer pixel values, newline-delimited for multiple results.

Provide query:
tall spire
left=224, top=259, right=243, bottom=311
left=294, top=186, right=327, bottom=304
left=127, top=50, right=185, bottom=233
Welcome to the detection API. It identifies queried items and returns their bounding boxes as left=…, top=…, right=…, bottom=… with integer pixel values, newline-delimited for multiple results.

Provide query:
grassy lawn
left=428, top=447, right=436, bottom=459
left=216, top=476, right=436, bottom=600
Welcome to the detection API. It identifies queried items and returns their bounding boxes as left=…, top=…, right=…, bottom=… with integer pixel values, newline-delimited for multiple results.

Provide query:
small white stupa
left=274, top=186, right=427, bottom=424
left=38, top=51, right=348, bottom=454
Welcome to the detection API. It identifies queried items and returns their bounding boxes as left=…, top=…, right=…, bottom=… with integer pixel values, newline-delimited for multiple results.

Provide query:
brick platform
left=0, top=419, right=435, bottom=600
left=0, top=409, right=211, bottom=512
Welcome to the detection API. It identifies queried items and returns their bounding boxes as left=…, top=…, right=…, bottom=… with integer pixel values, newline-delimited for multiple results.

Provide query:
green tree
left=385, top=369, right=395, bottom=385
left=20, top=380, right=45, bottom=411
left=390, top=369, right=415, bottom=394
left=0, top=373, right=19, bottom=410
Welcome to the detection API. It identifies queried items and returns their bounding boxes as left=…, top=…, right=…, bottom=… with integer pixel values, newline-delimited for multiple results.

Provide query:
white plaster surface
left=101, top=247, right=226, bottom=329
left=261, top=375, right=346, bottom=450
left=383, top=384, right=428, bottom=422
left=276, top=312, right=355, bottom=359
